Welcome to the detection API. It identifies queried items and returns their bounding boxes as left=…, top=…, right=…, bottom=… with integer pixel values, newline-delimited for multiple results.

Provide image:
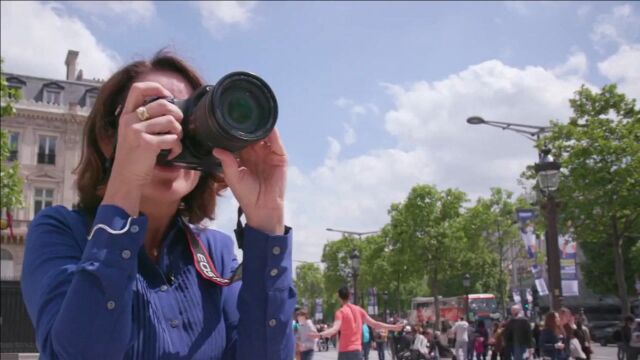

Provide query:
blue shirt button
left=131, top=225, right=139, bottom=233
left=121, top=249, right=132, bottom=259
left=107, top=301, right=116, bottom=310
left=170, top=319, right=179, bottom=328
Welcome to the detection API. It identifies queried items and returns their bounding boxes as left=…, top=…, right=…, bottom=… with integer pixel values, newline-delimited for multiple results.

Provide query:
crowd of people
left=293, top=295, right=640, bottom=360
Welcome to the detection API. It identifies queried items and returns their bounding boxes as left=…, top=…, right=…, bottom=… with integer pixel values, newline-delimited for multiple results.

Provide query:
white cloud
left=190, top=1, right=257, bottom=37
left=343, top=124, right=356, bottom=145
left=335, top=97, right=380, bottom=118
left=254, top=55, right=594, bottom=264
left=67, top=1, right=156, bottom=24
left=591, top=4, right=639, bottom=50
left=0, top=1, right=120, bottom=80
left=598, top=44, right=640, bottom=99
left=553, top=51, right=588, bottom=78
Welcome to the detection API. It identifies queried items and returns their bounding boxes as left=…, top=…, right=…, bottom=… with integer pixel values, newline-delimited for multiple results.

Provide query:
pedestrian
left=425, top=329, right=441, bottom=360
left=504, top=305, right=534, bottom=360
left=490, top=322, right=505, bottom=360
left=574, top=318, right=592, bottom=360
left=20, top=50, right=295, bottom=359
left=374, top=322, right=389, bottom=360
left=453, top=317, right=470, bottom=360
left=533, top=322, right=542, bottom=359
left=363, top=323, right=374, bottom=360
left=629, top=319, right=640, bottom=360
left=474, top=320, right=488, bottom=360
left=296, top=309, right=319, bottom=360
left=312, top=287, right=403, bottom=360
left=559, top=308, right=574, bottom=359
left=619, top=315, right=636, bottom=360
left=539, top=312, right=566, bottom=360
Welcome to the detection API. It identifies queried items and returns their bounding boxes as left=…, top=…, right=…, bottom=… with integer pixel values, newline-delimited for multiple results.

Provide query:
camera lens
left=220, top=87, right=265, bottom=133
left=216, top=74, right=274, bottom=139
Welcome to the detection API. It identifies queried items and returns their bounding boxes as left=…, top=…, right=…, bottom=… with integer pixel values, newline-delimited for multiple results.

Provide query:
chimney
left=65, top=50, right=79, bottom=81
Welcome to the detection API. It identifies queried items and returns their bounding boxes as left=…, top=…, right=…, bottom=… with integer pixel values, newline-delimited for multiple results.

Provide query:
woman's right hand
left=103, top=82, right=184, bottom=215
left=554, top=342, right=564, bottom=350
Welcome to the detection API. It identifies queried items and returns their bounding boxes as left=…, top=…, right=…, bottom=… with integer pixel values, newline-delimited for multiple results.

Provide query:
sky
left=2, top=1, right=639, bottom=267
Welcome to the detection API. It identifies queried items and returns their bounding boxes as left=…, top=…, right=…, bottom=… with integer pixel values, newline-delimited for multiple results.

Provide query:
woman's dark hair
left=74, top=49, right=226, bottom=223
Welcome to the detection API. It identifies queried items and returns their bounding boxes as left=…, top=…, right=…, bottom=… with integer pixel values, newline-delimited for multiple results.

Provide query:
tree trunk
left=612, top=216, right=630, bottom=316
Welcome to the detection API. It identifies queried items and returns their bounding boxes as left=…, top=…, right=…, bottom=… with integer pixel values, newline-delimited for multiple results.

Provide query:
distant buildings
left=1, top=50, right=101, bottom=280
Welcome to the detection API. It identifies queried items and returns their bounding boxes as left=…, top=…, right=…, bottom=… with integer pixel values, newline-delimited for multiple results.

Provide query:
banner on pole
left=559, top=228, right=579, bottom=296
left=516, top=209, right=549, bottom=296
left=367, top=288, right=378, bottom=315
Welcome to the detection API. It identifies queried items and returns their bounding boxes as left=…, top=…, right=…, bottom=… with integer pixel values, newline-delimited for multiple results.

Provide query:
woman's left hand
left=213, top=129, right=287, bottom=235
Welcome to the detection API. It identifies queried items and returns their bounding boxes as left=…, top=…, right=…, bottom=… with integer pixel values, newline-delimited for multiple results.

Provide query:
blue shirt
left=21, top=204, right=296, bottom=359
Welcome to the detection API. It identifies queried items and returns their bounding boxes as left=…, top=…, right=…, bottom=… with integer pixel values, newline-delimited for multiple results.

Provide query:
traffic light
left=520, top=288, right=529, bottom=312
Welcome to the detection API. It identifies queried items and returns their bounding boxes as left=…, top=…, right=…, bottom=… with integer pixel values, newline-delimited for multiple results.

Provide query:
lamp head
left=466, top=116, right=486, bottom=125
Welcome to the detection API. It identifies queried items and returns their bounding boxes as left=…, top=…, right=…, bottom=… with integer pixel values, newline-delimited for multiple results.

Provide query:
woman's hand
left=213, top=129, right=287, bottom=235
left=103, top=82, right=184, bottom=216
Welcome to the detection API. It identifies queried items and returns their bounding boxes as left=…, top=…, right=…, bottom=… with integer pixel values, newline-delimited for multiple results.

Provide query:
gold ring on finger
left=136, top=106, right=150, bottom=121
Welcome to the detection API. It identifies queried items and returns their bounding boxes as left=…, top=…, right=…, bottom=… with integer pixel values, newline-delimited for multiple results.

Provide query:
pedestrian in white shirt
left=453, top=317, right=469, bottom=360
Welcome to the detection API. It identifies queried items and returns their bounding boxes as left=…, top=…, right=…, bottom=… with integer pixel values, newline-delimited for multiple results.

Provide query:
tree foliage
left=542, top=84, right=639, bottom=315
left=1, top=58, right=24, bottom=210
left=294, top=262, right=324, bottom=311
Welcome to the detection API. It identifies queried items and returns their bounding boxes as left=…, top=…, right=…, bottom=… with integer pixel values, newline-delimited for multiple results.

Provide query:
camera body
left=152, top=71, right=278, bottom=173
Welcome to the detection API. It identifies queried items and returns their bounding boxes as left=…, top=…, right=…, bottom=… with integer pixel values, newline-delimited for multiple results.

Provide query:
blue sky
left=2, top=1, right=639, bottom=265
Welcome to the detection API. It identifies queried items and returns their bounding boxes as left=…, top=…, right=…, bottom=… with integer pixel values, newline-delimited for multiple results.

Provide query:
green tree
left=461, top=188, right=523, bottom=316
left=294, top=262, right=324, bottom=312
left=542, top=84, right=640, bottom=316
left=321, top=236, right=358, bottom=320
left=387, top=184, right=467, bottom=330
left=1, top=58, right=24, bottom=210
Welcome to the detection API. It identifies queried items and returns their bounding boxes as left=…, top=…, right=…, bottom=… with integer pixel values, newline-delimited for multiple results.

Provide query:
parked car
left=590, top=321, right=619, bottom=346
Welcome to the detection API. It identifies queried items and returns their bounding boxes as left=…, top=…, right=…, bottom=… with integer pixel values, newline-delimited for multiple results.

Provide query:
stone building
left=1, top=50, right=102, bottom=280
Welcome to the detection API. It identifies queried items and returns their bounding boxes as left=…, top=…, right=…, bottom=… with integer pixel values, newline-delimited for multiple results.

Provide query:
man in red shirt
left=313, top=286, right=404, bottom=360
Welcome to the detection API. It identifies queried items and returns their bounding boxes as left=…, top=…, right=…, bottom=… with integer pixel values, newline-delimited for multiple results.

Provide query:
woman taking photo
left=21, top=51, right=295, bottom=359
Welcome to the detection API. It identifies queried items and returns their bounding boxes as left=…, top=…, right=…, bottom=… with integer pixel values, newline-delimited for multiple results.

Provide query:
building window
left=1, top=248, right=15, bottom=280
left=34, top=188, right=54, bottom=217
left=8, top=132, right=19, bottom=162
left=37, top=135, right=57, bottom=165
left=44, top=89, right=61, bottom=105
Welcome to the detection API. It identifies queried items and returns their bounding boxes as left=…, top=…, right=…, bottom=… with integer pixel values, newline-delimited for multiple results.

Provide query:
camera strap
left=180, top=217, right=242, bottom=287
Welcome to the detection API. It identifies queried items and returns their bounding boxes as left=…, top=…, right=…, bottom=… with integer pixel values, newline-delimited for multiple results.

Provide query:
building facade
left=1, top=50, right=101, bottom=281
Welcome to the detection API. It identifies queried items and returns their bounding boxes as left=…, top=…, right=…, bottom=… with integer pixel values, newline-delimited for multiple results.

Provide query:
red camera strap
left=180, top=217, right=242, bottom=287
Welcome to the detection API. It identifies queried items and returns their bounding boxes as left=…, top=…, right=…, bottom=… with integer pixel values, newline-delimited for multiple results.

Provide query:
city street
left=312, top=344, right=617, bottom=360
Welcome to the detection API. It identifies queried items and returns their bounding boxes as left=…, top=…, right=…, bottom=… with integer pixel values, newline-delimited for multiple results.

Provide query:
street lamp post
left=463, top=274, right=471, bottom=321
left=350, top=248, right=361, bottom=305
left=535, top=147, right=563, bottom=311
left=466, top=116, right=564, bottom=312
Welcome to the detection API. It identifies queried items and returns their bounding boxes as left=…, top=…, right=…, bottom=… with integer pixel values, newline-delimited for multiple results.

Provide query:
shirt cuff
left=242, top=225, right=292, bottom=291
left=78, top=204, right=147, bottom=293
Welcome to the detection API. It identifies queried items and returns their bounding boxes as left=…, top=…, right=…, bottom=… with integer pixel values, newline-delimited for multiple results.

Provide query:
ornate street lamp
left=535, top=147, right=563, bottom=310
left=535, top=147, right=561, bottom=194
left=350, top=248, right=361, bottom=305
left=463, top=274, right=471, bottom=321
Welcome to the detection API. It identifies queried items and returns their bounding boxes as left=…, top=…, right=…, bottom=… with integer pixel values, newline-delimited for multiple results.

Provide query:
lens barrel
left=190, top=71, right=278, bottom=154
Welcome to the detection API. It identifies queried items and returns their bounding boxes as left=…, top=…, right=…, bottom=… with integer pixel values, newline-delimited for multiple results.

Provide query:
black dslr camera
left=151, top=71, right=278, bottom=173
